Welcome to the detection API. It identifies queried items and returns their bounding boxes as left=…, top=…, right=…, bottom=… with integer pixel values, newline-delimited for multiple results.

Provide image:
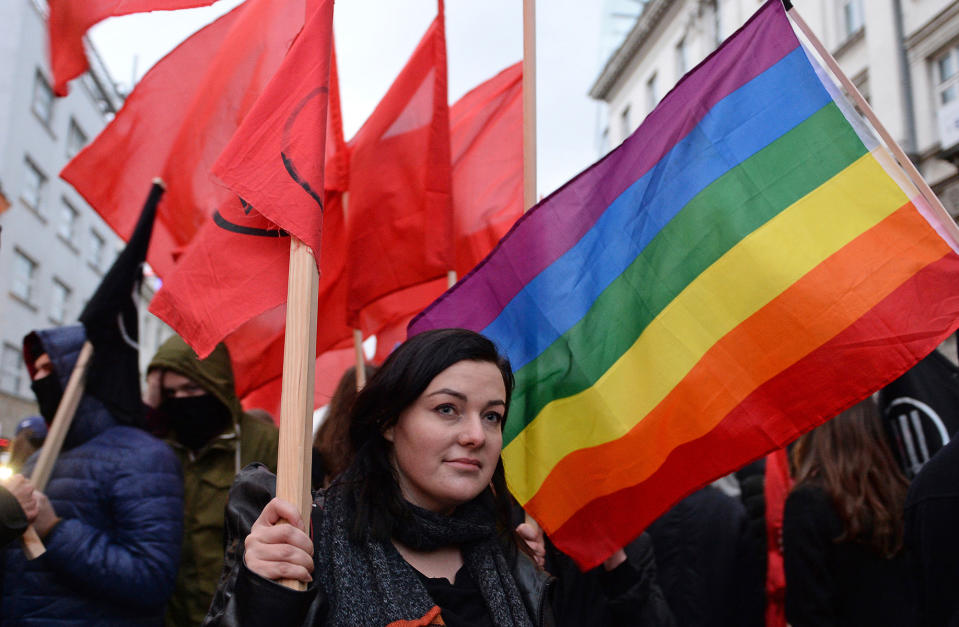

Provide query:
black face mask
left=159, top=394, right=233, bottom=451
left=31, top=376, right=63, bottom=425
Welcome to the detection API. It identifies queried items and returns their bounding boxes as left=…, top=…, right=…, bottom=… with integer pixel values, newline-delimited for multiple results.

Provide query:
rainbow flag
left=409, top=0, right=959, bottom=568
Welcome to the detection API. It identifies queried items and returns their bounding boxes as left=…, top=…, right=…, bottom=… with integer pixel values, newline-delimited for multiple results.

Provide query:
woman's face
left=384, top=359, right=506, bottom=514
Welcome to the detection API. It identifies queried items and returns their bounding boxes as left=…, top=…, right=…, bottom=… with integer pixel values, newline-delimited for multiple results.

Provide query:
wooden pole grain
left=275, top=237, right=319, bottom=590
left=23, top=340, right=94, bottom=559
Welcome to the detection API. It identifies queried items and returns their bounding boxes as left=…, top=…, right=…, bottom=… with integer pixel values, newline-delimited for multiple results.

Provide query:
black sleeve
left=547, top=534, right=676, bottom=627
left=782, top=485, right=840, bottom=627
left=904, top=441, right=959, bottom=627
left=203, top=463, right=325, bottom=627
left=0, top=486, right=28, bottom=548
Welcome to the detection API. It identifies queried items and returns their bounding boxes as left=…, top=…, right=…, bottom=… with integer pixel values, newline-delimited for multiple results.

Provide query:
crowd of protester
left=0, top=322, right=957, bottom=625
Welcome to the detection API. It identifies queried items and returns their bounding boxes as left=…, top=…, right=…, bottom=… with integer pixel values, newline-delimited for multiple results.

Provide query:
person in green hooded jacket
left=148, top=335, right=279, bottom=627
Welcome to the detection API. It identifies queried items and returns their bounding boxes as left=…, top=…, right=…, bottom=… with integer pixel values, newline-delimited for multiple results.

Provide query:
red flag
left=449, top=61, right=523, bottom=277
left=212, top=0, right=335, bottom=255
left=60, top=0, right=306, bottom=279
left=151, top=41, right=352, bottom=362
left=354, top=62, right=524, bottom=356
left=48, top=0, right=217, bottom=96
left=345, top=1, right=453, bottom=326
left=240, top=341, right=356, bottom=418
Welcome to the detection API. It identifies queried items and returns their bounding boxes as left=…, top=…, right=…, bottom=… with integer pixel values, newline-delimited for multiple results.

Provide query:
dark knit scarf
left=315, top=479, right=533, bottom=627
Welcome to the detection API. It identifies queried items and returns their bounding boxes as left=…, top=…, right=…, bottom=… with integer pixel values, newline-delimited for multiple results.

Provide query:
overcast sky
left=89, top=0, right=614, bottom=198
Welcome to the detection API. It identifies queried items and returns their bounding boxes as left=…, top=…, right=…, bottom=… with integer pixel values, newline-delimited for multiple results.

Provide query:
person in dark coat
left=782, top=398, right=913, bottom=627
left=646, top=484, right=763, bottom=627
left=0, top=325, right=183, bottom=626
left=904, top=434, right=959, bottom=626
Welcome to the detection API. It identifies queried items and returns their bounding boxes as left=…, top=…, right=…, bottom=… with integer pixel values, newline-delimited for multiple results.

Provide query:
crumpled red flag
left=345, top=0, right=453, bottom=326
left=60, top=0, right=306, bottom=280
left=211, top=0, right=335, bottom=257
left=48, top=0, right=217, bottom=96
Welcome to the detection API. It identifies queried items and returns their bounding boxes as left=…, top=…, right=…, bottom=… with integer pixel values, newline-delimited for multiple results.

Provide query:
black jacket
left=204, top=464, right=556, bottom=627
left=783, top=483, right=913, bottom=627
left=205, top=465, right=671, bottom=626
left=905, top=436, right=959, bottom=626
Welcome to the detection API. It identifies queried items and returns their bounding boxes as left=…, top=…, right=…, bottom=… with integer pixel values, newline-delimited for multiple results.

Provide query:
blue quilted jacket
left=1, top=326, right=183, bottom=625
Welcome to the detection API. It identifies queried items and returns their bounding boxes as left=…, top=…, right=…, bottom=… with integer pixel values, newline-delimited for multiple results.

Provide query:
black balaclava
left=159, top=394, right=233, bottom=452
left=31, top=375, right=63, bottom=425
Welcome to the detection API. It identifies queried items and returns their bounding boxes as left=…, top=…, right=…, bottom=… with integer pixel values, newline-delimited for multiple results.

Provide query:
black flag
left=879, top=342, right=959, bottom=479
left=78, top=180, right=164, bottom=426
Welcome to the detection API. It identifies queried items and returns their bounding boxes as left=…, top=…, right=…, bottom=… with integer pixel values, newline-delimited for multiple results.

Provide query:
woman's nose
left=458, top=414, right=487, bottom=447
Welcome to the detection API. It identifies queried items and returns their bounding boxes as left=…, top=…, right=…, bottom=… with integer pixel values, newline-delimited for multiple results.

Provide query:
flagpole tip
left=781, top=0, right=793, bottom=10
left=152, top=177, right=166, bottom=190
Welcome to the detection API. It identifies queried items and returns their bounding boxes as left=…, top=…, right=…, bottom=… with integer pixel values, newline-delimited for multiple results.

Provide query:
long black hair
left=345, top=328, right=515, bottom=543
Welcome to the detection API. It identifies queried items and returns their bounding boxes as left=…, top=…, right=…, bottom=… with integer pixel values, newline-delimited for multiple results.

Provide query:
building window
left=937, top=46, right=959, bottom=105
left=22, top=158, right=46, bottom=213
left=89, top=229, right=105, bottom=270
left=50, top=279, right=71, bottom=324
left=676, top=38, right=689, bottom=78
left=58, top=197, right=79, bottom=242
left=66, top=118, right=87, bottom=158
left=1, top=343, right=23, bottom=396
left=12, top=249, right=38, bottom=304
left=620, top=105, right=632, bottom=139
left=712, top=0, right=723, bottom=47
left=842, top=0, right=864, bottom=40
left=32, top=70, right=54, bottom=127
left=646, top=73, right=659, bottom=113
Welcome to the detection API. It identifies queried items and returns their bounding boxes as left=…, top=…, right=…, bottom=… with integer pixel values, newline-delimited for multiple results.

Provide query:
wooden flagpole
left=22, top=340, right=95, bottom=559
left=353, top=328, right=366, bottom=390
left=521, top=0, right=543, bottom=537
left=787, top=4, right=959, bottom=247
left=275, top=238, right=319, bottom=591
left=523, top=0, right=537, bottom=214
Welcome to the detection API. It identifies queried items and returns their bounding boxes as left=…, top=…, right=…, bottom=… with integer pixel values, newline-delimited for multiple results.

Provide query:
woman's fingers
left=254, top=497, right=305, bottom=530
left=515, top=522, right=546, bottom=568
left=245, top=497, right=315, bottom=583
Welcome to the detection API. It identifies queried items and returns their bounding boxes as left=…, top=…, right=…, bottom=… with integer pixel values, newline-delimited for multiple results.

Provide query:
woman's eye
left=484, top=411, right=504, bottom=424
left=436, top=404, right=456, bottom=415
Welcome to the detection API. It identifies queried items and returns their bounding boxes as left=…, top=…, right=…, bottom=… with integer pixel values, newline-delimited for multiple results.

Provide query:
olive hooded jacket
left=149, top=335, right=278, bottom=627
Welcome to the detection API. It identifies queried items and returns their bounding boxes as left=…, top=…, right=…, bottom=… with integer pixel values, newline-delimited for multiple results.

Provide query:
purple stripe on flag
left=410, top=0, right=798, bottom=336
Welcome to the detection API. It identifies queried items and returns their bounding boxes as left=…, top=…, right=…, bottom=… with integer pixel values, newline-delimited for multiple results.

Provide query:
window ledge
left=9, top=293, right=38, bottom=312
left=834, top=27, right=865, bottom=57
left=19, top=199, right=47, bottom=224
left=31, top=109, right=57, bottom=140
left=57, top=233, right=79, bottom=254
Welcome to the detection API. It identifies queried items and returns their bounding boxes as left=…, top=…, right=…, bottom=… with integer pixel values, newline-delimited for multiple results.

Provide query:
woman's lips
left=445, top=458, right=481, bottom=469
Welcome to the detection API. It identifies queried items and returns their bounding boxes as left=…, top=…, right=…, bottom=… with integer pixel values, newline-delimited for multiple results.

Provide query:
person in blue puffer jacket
left=0, top=325, right=183, bottom=625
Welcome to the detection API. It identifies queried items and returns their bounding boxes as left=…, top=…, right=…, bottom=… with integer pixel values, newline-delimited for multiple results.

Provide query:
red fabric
left=212, top=0, right=334, bottom=256
left=60, top=0, right=305, bottom=280
left=449, top=62, right=523, bottom=277
left=345, top=1, right=453, bottom=325
left=764, top=448, right=792, bottom=627
left=48, top=0, right=216, bottom=96
left=325, top=43, right=350, bottom=194
left=354, top=61, right=524, bottom=348
left=240, top=340, right=357, bottom=418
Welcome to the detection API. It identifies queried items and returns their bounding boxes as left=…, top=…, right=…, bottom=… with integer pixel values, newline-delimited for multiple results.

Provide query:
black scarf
left=316, top=478, right=532, bottom=626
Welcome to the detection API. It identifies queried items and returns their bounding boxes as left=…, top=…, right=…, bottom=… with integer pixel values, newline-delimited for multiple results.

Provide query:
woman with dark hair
left=311, top=364, right=377, bottom=489
left=205, top=328, right=667, bottom=627
left=782, top=398, right=913, bottom=627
